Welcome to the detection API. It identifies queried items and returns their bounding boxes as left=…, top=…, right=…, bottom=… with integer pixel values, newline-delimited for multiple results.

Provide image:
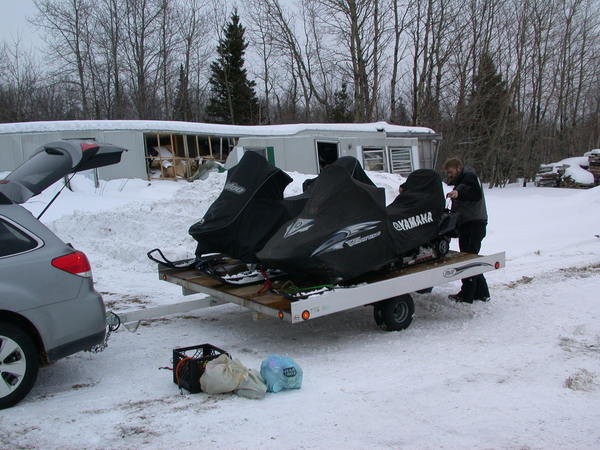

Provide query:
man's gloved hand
left=446, top=190, right=459, bottom=199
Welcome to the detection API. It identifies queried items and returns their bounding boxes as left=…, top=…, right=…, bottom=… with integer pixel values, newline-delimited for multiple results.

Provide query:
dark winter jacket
left=449, top=167, right=488, bottom=225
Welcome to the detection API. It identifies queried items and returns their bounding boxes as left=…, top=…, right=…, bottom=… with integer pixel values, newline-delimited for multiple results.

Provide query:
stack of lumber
left=588, top=150, right=600, bottom=185
left=535, top=164, right=564, bottom=187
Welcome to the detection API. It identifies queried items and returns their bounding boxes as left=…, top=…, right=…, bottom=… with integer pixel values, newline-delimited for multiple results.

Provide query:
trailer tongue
left=153, top=250, right=505, bottom=331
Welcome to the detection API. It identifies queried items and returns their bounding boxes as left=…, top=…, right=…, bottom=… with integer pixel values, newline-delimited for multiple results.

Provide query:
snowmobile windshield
left=191, top=151, right=292, bottom=233
left=397, top=169, right=445, bottom=206
left=302, top=156, right=376, bottom=192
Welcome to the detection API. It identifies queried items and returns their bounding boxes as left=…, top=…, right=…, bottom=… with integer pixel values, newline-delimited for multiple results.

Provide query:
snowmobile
left=187, top=152, right=456, bottom=285
left=187, top=153, right=373, bottom=272
left=258, top=162, right=451, bottom=283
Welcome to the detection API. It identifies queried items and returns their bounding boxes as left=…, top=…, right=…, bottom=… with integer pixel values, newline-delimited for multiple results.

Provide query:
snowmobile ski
left=220, top=268, right=286, bottom=285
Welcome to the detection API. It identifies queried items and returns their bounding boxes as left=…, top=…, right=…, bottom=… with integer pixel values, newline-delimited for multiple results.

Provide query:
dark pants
left=458, top=221, right=490, bottom=300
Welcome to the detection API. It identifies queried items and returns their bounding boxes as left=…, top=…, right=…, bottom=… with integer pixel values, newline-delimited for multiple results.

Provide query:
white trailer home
left=226, top=122, right=440, bottom=176
left=0, top=120, right=440, bottom=180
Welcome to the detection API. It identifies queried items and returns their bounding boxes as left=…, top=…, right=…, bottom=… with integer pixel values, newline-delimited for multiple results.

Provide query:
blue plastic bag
left=260, top=355, right=303, bottom=393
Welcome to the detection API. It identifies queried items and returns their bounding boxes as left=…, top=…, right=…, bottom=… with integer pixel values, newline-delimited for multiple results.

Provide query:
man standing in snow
left=444, top=158, right=490, bottom=303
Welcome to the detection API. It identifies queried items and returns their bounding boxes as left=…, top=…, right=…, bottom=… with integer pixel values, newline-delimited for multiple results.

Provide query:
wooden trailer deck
left=158, top=251, right=505, bottom=325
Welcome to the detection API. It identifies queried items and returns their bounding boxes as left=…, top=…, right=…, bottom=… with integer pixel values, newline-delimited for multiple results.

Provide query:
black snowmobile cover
left=301, top=156, right=376, bottom=192
left=257, top=159, right=397, bottom=282
left=258, top=164, right=445, bottom=282
left=188, top=151, right=293, bottom=262
left=386, top=169, right=445, bottom=255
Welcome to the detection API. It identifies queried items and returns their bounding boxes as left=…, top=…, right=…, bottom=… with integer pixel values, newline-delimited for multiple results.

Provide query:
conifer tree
left=205, top=12, right=258, bottom=125
left=328, top=83, right=354, bottom=122
left=464, top=52, right=514, bottom=182
left=174, top=64, right=192, bottom=121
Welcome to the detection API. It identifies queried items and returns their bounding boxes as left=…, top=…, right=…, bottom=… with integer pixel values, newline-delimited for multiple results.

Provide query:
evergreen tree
left=173, top=64, right=192, bottom=121
left=327, top=83, right=354, bottom=122
left=205, top=12, right=258, bottom=125
left=463, top=52, right=514, bottom=183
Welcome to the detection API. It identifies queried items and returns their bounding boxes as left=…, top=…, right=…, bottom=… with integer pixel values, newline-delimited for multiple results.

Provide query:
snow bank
left=483, top=184, right=600, bottom=274
left=47, top=174, right=227, bottom=273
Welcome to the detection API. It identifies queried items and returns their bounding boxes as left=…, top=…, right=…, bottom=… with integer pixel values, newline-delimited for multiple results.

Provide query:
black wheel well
left=0, top=310, right=48, bottom=365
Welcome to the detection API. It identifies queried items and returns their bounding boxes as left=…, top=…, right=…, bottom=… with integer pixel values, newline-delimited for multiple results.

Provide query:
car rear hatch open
left=0, top=140, right=126, bottom=204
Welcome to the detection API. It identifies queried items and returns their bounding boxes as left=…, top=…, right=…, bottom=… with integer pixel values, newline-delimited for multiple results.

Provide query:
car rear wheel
left=0, top=322, right=39, bottom=409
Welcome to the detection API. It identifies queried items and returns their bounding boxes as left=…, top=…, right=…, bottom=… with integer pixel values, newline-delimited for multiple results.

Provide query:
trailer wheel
left=373, top=294, right=414, bottom=331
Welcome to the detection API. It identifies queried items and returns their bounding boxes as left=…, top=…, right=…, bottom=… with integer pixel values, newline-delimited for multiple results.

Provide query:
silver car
left=0, top=140, right=125, bottom=409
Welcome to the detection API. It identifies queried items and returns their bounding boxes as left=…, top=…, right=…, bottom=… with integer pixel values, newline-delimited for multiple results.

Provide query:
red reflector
left=52, top=251, right=92, bottom=277
left=494, top=262, right=500, bottom=269
left=302, top=310, right=310, bottom=320
left=278, top=311, right=284, bottom=320
left=80, top=143, right=99, bottom=152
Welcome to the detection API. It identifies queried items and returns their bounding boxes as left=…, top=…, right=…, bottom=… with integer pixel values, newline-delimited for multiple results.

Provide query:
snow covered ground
left=2, top=171, right=600, bottom=449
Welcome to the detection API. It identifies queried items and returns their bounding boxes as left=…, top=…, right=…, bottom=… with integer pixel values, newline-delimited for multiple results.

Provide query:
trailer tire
left=373, top=294, right=414, bottom=331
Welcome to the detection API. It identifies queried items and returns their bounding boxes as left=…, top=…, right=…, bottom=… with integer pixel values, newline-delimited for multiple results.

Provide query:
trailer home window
left=362, top=148, right=387, bottom=172
left=389, top=147, right=413, bottom=176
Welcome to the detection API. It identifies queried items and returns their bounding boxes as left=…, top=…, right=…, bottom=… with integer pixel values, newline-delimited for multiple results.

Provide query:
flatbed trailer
left=151, top=251, right=505, bottom=331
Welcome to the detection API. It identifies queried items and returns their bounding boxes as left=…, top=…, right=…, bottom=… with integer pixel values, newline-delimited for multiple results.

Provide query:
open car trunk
left=0, top=140, right=126, bottom=204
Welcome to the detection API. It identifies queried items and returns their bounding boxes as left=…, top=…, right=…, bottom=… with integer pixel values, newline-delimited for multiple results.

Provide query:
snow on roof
left=0, top=120, right=434, bottom=137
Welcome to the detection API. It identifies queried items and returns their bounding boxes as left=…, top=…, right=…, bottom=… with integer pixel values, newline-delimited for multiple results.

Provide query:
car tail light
left=52, top=251, right=93, bottom=278
left=80, top=142, right=98, bottom=152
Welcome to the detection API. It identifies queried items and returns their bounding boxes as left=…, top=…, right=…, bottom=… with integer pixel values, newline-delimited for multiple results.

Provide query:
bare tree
left=315, top=0, right=389, bottom=122
left=121, top=0, right=165, bottom=118
left=0, top=40, right=41, bottom=121
left=32, top=0, right=95, bottom=118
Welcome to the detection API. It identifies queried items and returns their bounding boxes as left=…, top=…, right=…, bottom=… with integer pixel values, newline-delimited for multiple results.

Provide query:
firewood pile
left=589, top=151, right=600, bottom=185
left=535, top=164, right=565, bottom=187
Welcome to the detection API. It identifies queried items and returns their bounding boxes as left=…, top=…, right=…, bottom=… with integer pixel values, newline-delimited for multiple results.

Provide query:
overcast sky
left=1, top=1, right=44, bottom=54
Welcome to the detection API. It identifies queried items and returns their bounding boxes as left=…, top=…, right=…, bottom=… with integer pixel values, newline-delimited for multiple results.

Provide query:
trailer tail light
left=494, top=261, right=500, bottom=269
left=52, top=251, right=93, bottom=278
left=302, top=310, right=310, bottom=320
